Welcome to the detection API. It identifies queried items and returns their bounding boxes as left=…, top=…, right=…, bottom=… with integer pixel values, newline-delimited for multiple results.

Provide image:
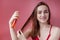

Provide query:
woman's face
left=37, top=5, right=49, bottom=23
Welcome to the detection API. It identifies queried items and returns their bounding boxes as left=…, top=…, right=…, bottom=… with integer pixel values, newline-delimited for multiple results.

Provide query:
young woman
left=9, top=2, right=60, bottom=40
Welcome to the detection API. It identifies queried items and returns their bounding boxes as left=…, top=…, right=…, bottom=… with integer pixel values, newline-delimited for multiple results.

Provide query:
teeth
left=41, top=17, right=46, bottom=19
left=40, top=18, right=46, bottom=20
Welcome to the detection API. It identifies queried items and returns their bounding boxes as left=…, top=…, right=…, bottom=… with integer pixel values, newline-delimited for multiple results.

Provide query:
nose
left=41, top=12, right=45, bottom=17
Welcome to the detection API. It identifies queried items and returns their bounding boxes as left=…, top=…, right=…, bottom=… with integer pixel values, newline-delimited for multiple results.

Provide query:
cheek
left=37, top=14, right=41, bottom=20
left=37, top=14, right=40, bottom=17
left=45, top=14, right=49, bottom=19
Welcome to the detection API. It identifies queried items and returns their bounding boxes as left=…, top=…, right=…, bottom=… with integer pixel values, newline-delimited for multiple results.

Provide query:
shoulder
left=49, top=25, right=60, bottom=40
left=52, top=25, right=60, bottom=32
left=51, top=25, right=60, bottom=37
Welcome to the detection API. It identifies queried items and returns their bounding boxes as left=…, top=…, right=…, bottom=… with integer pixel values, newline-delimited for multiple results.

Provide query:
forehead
left=37, top=5, right=48, bottom=11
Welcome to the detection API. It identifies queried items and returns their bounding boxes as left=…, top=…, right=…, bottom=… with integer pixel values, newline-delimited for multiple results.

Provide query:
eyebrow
left=38, top=9, right=48, bottom=12
left=44, top=9, right=48, bottom=12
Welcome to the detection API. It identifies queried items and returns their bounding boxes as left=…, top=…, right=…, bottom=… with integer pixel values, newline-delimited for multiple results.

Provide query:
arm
left=59, top=28, right=60, bottom=39
left=9, top=27, right=27, bottom=40
left=9, top=11, right=32, bottom=40
left=9, top=27, right=18, bottom=40
left=9, top=11, right=19, bottom=40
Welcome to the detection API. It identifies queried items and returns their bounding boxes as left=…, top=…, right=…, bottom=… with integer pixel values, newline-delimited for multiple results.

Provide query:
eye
left=44, top=10, right=49, bottom=13
left=38, top=11, right=42, bottom=14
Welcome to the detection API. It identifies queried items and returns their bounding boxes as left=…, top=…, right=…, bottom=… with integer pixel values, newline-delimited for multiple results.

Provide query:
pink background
left=0, top=0, right=60, bottom=40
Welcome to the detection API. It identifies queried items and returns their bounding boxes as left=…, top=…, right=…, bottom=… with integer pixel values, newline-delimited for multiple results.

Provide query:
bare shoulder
left=52, top=26, right=60, bottom=32
left=49, top=25, right=60, bottom=40
left=51, top=25, right=60, bottom=37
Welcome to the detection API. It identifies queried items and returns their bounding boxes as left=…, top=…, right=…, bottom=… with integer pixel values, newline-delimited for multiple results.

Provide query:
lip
left=40, top=18, right=46, bottom=19
left=40, top=17, right=46, bottom=19
left=40, top=18, right=46, bottom=20
left=39, top=17, right=47, bottom=21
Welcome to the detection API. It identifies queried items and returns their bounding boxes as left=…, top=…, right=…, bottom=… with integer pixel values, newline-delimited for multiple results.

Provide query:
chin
left=39, top=20, right=47, bottom=24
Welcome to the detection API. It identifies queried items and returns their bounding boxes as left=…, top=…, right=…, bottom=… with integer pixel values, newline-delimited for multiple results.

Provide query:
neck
left=39, top=22, right=49, bottom=28
left=38, top=22, right=50, bottom=37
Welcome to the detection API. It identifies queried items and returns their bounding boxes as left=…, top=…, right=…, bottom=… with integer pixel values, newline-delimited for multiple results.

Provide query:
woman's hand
left=17, top=30, right=26, bottom=40
left=9, top=11, right=19, bottom=28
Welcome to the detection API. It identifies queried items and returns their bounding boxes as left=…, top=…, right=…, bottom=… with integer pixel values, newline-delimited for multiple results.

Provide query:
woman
left=9, top=2, right=60, bottom=40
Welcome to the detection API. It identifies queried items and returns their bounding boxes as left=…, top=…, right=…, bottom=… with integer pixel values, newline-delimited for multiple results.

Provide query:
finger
left=11, top=19, right=17, bottom=28
left=9, top=16, right=18, bottom=25
left=12, top=11, right=19, bottom=18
